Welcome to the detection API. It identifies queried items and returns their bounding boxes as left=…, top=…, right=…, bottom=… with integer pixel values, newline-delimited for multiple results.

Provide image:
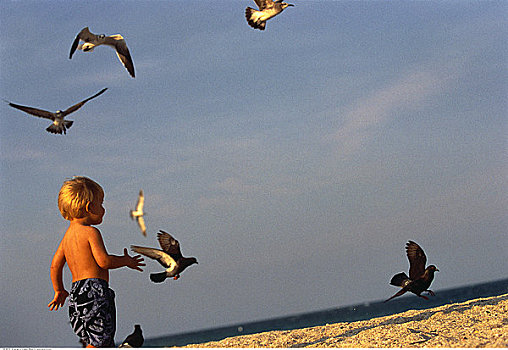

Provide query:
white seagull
left=245, top=0, right=294, bottom=30
left=5, top=88, right=107, bottom=134
left=69, top=27, right=135, bottom=78
left=130, top=190, right=146, bottom=236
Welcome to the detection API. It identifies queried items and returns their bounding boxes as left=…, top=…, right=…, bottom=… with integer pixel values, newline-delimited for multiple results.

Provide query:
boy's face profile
left=86, top=192, right=105, bottom=225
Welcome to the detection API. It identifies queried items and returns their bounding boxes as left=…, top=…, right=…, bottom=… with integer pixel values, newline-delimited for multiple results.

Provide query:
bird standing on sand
left=130, top=190, right=146, bottom=237
left=119, top=324, right=144, bottom=348
left=385, top=240, right=439, bottom=302
left=131, top=230, right=198, bottom=283
left=5, top=88, right=107, bottom=134
left=69, top=27, right=135, bottom=78
left=245, top=0, right=294, bottom=31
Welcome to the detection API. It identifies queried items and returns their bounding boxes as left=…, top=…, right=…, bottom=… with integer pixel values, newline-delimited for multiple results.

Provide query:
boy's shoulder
left=65, top=223, right=102, bottom=240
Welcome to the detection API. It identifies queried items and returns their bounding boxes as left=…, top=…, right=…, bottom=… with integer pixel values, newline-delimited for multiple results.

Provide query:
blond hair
left=58, top=176, right=104, bottom=220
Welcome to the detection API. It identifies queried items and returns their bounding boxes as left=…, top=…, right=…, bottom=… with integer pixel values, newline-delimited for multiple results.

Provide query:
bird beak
left=288, top=3, right=295, bottom=6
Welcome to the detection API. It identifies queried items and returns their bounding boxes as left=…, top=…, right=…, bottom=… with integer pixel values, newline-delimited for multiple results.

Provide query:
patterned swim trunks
left=68, top=278, right=116, bottom=347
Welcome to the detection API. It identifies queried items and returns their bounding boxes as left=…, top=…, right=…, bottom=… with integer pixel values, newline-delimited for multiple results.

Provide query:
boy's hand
left=48, top=290, right=69, bottom=311
left=123, top=248, right=145, bottom=271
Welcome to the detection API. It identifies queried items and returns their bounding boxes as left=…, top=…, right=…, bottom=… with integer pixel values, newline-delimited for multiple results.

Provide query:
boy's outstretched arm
left=89, top=228, right=145, bottom=271
left=48, top=242, right=69, bottom=311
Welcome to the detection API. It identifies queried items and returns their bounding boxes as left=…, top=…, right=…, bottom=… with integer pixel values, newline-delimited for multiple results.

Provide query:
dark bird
left=245, top=0, right=294, bottom=31
left=130, top=190, right=146, bottom=236
left=119, top=324, right=144, bottom=348
left=131, top=230, right=198, bottom=283
left=70, top=27, right=135, bottom=78
left=5, top=88, right=107, bottom=134
left=384, top=240, right=439, bottom=302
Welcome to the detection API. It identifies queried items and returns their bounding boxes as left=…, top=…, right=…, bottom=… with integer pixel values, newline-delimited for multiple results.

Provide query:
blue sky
left=1, top=0, right=507, bottom=346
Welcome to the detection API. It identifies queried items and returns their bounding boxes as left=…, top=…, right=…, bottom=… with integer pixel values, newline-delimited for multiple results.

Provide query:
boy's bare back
left=53, top=219, right=145, bottom=286
left=62, top=222, right=110, bottom=282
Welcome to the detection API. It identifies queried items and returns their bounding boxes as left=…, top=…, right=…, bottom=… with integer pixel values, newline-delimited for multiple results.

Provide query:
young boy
left=48, top=176, right=145, bottom=347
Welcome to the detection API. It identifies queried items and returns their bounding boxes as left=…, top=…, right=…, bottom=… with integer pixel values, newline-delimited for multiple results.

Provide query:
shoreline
left=180, top=293, right=508, bottom=348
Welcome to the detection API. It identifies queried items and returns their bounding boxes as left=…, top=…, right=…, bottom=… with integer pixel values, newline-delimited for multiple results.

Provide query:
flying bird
left=5, top=88, right=107, bottom=134
left=119, top=324, right=144, bottom=348
left=130, top=190, right=146, bottom=236
left=131, top=230, right=198, bottom=283
left=69, top=27, right=135, bottom=78
left=245, top=0, right=294, bottom=30
left=384, top=240, right=439, bottom=302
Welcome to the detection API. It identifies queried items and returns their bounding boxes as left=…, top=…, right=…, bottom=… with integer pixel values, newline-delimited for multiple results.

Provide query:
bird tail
left=46, top=120, right=73, bottom=135
left=384, top=288, right=407, bottom=303
left=390, top=272, right=409, bottom=287
left=245, top=7, right=266, bottom=30
left=150, top=272, right=167, bottom=283
left=130, top=210, right=134, bottom=220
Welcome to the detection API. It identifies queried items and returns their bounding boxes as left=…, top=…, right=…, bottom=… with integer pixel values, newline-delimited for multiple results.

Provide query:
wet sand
left=181, top=293, right=508, bottom=348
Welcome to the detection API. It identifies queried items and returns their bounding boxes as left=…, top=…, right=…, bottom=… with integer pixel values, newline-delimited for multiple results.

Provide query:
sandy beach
left=181, top=293, right=508, bottom=348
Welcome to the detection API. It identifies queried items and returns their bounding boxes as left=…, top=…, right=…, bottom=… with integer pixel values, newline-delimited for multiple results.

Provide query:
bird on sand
left=130, top=190, right=146, bottom=237
left=5, top=88, right=107, bottom=134
left=69, top=27, right=135, bottom=78
left=245, top=0, right=294, bottom=30
left=119, top=324, right=144, bottom=348
left=131, top=230, right=198, bottom=283
left=384, top=240, right=439, bottom=302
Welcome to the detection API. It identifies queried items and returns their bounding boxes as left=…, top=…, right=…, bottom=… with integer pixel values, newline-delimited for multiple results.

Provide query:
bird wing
left=7, top=102, right=55, bottom=120
left=105, top=35, right=135, bottom=78
left=131, top=245, right=176, bottom=269
left=137, top=216, right=147, bottom=237
left=69, top=27, right=95, bottom=59
left=157, top=230, right=183, bottom=260
left=136, top=190, right=144, bottom=211
left=61, top=88, right=108, bottom=116
left=253, top=0, right=273, bottom=10
left=406, top=240, right=427, bottom=280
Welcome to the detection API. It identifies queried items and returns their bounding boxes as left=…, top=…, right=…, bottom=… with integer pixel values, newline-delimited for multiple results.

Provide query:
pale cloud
left=331, top=13, right=500, bottom=161
left=334, top=68, right=446, bottom=158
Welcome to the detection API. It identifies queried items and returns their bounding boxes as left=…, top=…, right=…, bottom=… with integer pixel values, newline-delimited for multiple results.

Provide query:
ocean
left=144, top=278, right=508, bottom=347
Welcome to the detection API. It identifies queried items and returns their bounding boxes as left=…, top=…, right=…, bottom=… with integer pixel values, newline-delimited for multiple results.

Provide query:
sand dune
left=181, top=293, right=508, bottom=348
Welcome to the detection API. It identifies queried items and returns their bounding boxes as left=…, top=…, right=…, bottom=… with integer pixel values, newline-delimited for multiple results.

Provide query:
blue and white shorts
left=68, top=278, right=116, bottom=347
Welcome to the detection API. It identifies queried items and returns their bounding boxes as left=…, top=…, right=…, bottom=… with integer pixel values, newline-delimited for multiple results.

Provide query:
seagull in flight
left=245, top=0, right=294, bottom=31
left=131, top=230, right=198, bottom=283
left=5, top=88, right=107, bottom=134
left=69, top=27, right=135, bottom=78
left=384, top=240, right=439, bottom=302
left=130, top=190, right=146, bottom=237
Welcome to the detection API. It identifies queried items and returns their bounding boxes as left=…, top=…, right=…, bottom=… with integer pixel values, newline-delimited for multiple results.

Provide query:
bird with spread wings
left=130, top=190, right=146, bottom=237
left=69, top=27, right=135, bottom=78
left=5, top=88, right=107, bottom=134
left=131, top=230, right=198, bottom=283
left=245, top=0, right=294, bottom=30
left=384, top=241, right=439, bottom=302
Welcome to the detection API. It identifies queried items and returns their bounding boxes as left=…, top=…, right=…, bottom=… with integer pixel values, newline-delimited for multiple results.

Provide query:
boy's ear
left=85, top=201, right=91, bottom=213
